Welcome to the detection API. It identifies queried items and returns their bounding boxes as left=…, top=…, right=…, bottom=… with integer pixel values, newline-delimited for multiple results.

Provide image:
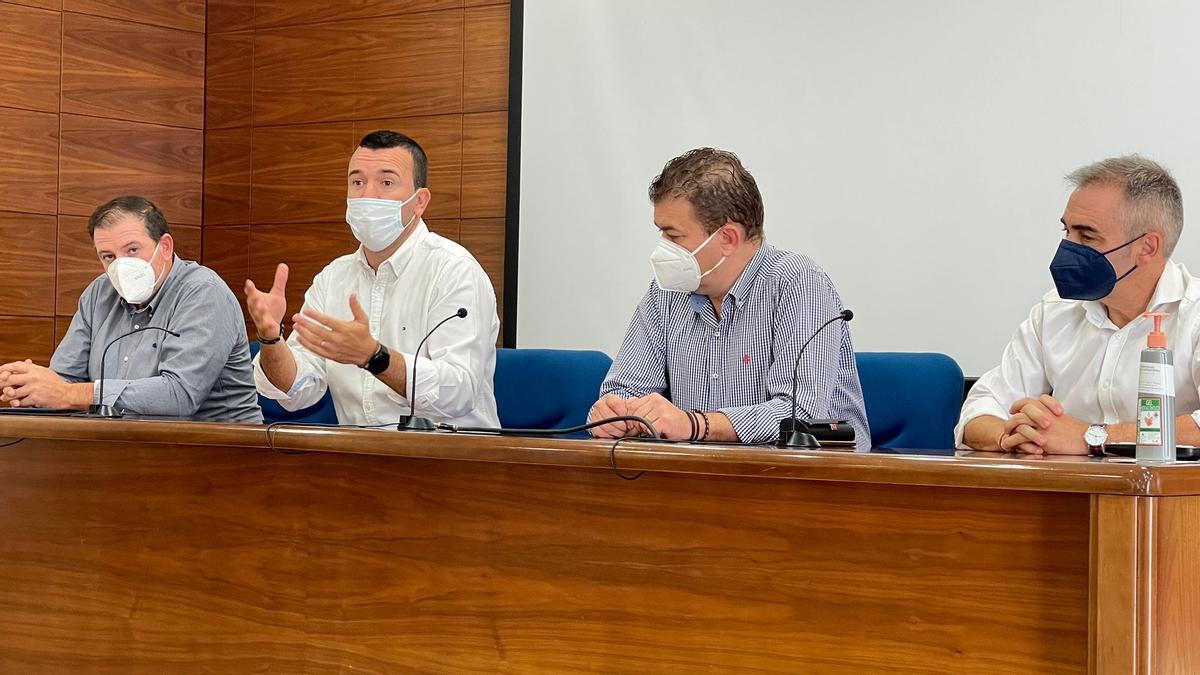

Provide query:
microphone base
left=397, top=415, right=436, bottom=431
left=779, top=429, right=822, bottom=448
left=86, top=404, right=120, bottom=418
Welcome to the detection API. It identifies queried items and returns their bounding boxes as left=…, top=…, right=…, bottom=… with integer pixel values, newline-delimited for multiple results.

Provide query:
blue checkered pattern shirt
left=601, top=243, right=870, bottom=448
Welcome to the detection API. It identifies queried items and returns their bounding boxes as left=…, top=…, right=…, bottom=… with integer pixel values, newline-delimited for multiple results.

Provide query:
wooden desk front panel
left=0, top=439, right=1090, bottom=673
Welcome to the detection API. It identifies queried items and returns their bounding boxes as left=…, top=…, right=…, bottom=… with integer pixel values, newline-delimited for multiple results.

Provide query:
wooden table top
left=1, top=414, right=1198, bottom=496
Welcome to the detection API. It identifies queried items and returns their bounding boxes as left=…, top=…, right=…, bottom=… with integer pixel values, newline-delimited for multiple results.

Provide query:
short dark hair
left=357, top=130, right=429, bottom=189
left=87, top=195, right=171, bottom=242
left=648, top=147, right=765, bottom=239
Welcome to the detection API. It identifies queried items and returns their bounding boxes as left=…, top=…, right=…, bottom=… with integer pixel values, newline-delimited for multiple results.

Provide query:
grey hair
left=1066, top=154, right=1184, bottom=257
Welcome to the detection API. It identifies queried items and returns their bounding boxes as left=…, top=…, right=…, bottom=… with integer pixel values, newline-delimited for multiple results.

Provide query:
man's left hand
left=628, top=393, right=693, bottom=440
left=1007, top=396, right=1089, bottom=454
left=0, top=360, right=91, bottom=409
left=293, top=294, right=378, bottom=367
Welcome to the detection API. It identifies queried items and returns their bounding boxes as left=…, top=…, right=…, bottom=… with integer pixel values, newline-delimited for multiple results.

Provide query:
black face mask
left=1049, top=234, right=1144, bottom=301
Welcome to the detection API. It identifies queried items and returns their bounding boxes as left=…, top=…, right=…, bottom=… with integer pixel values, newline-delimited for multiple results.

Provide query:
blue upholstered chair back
left=494, top=348, right=613, bottom=430
left=248, top=342, right=339, bottom=425
left=855, top=352, right=964, bottom=450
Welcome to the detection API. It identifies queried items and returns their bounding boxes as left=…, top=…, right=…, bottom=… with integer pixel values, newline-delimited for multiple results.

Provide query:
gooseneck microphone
left=780, top=309, right=854, bottom=448
left=397, top=308, right=468, bottom=431
left=88, top=326, right=181, bottom=417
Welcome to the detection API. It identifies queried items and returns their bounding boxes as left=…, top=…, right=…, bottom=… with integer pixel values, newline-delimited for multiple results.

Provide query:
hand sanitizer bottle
left=1136, top=312, right=1175, bottom=462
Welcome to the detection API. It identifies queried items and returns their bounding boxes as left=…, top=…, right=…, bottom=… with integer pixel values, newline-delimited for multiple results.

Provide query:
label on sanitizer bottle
left=1138, top=396, right=1163, bottom=447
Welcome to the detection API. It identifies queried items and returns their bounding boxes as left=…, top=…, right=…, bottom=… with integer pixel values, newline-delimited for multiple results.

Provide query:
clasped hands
left=589, top=392, right=699, bottom=440
left=999, top=394, right=1089, bottom=455
left=0, top=360, right=90, bottom=409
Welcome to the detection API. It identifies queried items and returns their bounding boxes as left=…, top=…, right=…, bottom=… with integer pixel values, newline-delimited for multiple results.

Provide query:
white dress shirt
left=956, top=261, right=1200, bottom=448
left=254, top=220, right=500, bottom=428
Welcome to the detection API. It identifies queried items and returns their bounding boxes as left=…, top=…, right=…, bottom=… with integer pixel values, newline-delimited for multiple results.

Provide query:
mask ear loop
left=1103, top=232, right=1146, bottom=284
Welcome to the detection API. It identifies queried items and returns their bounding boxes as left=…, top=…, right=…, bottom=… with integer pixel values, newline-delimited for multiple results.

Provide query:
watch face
left=1085, top=425, right=1107, bottom=446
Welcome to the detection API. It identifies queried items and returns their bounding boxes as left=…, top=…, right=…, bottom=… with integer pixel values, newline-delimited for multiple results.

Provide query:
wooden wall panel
left=61, top=13, right=205, bottom=128
left=204, top=127, right=252, bottom=226
left=252, top=24, right=357, bottom=126
left=53, top=316, right=72, bottom=349
left=461, top=111, right=508, bottom=218
left=203, top=224, right=249, bottom=294
left=248, top=223, right=360, bottom=315
left=59, top=114, right=203, bottom=223
left=206, top=0, right=252, bottom=33
left=250, top=123, right=356, bottom=224
left=205, top=30, right=253, bottom=129
left=425, top=219, right=460, bottom=242
left=0, top=212, right=57, bottom=316
left=355, top=10, right=465, bottom=121
left=0, top=3, right=62, bottom=113
left=64, top=0, right=205, bottom=32
left=464, top=4, right=509, bottom=113
left=464, top=0, right=508, bottom=6
left=56, top=217, right=201, bottom=317
left=460, top=218, right=504, bottom=317
left=0, top=317, right=54, bottom=365
left=252, top=0, right=462, bottom=30
left=352, top=114, right=465, bottom=220
left=0, top=107, right=58, bottom=215
left=4, top=0, right=62, bottom=9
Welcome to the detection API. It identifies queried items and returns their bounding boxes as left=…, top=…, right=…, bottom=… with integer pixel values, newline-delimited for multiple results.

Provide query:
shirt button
left=134, top=325, right=140, bottom=329
left=713, top=331, right=720, bottom=338
left=123, top=357, right=129, bottom=362
left=711, top=373, right=720, bottom=379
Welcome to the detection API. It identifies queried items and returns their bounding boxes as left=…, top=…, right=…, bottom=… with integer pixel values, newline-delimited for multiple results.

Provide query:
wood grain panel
left=464, top=4, right=509, bottom=113
left=59, top=114, right=203, bottom=222
left=0, top=107, right=58, bottom=215
left=0, top=3, right=61, bottom=113
left=63, top=0, right=205, bottom=32
left=53, top=315, right=72, bottom=348
left=249, top=222, right=359, bottom=315
left=425, top=218, right=460, bottom=242
left=206, top=0, right=254, bottom=33
left=202, top=225, right=249, bottom=299
left=252, top=0, right=462, bottom=29
left=0, top=212, right=56, bottom=316
left=61, top=13, right=204, bottom=129
left=0, top=317, right=53, bottom=365
left=56, top=216, right=200, bottom=316
left=352, top=114, right=464, bottom=220
left=1148, top=495, right=1200, bottom=673
left=356, top=10, right=465, bottom=120
left=252, top=23, right=357, bottom=126
left=461, top=111, right=507, bottom=218
left=1089, top=494, right=1141, bottom=674
left=204, top=127, right=252, bottom=225
left=0, top=438, right=1093, bottom=672
left=205, top=30, right=253, bottom=129
left=460, top=218, right=503, bottom=318
left=0, top=0, right=60, bottom=10
left=250, top=123, right=356, bottom=224
left=464, top=0, right=508, bottom=6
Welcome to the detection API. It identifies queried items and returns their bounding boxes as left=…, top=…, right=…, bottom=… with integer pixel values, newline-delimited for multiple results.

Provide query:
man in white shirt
left=958, top=155, right=1199, bottom=454
left=245, top=130, right=500, bottom=427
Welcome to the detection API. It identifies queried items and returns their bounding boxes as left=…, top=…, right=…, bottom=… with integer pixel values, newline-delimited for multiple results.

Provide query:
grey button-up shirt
left=51, top=256, right=263, bottom=423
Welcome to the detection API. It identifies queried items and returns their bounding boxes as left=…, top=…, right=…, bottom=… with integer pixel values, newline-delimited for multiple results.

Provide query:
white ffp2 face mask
left=107, top=242, right=163, bottom=305
left=649, top=228, right=726, bottom=293
left=346, top=192, right=420, bottom=251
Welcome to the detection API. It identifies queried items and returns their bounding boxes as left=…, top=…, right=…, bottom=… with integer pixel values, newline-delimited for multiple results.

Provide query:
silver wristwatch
left=1084, top=424, right=1108, bottom=453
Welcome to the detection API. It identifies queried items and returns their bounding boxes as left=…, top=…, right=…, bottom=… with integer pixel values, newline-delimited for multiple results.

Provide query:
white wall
left=516, top=0, right=1200, bottom=375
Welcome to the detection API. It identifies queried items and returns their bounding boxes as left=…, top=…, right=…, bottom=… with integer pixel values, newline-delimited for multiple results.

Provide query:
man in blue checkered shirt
left=590, top=148, right=869, bottom=448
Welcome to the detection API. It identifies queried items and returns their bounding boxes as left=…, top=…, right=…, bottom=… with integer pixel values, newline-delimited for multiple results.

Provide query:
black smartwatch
left=363, top=342, right=390, bottom=375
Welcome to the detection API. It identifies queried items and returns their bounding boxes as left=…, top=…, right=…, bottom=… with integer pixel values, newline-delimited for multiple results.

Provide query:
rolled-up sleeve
left=600, top=282, right=669, bottom=401
left=954, top=303, right=1051, bottom=448
left=101, top=281, right=242, bottom=416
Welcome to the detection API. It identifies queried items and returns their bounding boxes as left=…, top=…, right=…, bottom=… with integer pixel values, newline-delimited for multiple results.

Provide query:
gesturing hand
left=244, top=263, right=289, bottom=340
left=292, top=293, right=379, bottom=367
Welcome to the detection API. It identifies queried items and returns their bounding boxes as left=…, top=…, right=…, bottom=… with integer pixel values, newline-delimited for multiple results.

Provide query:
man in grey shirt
left=0, top=196, right=262, bottom=423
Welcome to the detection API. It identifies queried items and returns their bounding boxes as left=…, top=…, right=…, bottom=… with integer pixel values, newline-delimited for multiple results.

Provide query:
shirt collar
left=355, top=219, right=429, bottom=276
left=690, top=241, right=771, bottom=313
left=1082, top=260, right=1184, bottom=327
